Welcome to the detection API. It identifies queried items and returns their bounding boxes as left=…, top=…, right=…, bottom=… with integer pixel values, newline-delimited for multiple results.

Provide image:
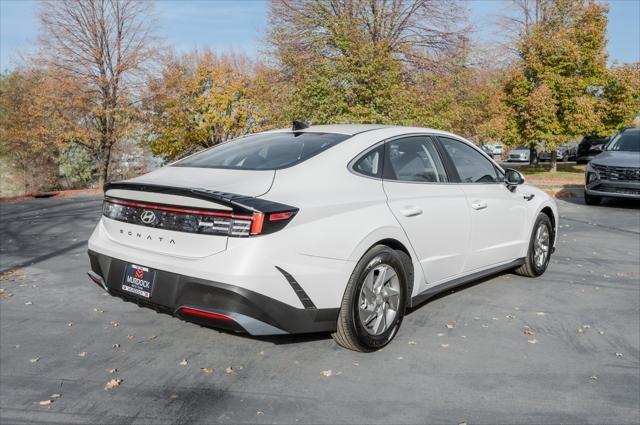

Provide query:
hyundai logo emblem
left=140, top=210, right=157, bottom=224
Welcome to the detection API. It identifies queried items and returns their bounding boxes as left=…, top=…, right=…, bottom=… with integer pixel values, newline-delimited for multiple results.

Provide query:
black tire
left=515, top=213, right=553, bottom=278
left=584, top=190, right=601, bottom=206
left=332, top=245, right=408, bottom=352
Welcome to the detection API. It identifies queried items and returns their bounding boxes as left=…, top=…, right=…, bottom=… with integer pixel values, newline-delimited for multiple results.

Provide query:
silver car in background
left=508, top=147, right=530, bottom=162
left=584, top=128, right=640, bottom=205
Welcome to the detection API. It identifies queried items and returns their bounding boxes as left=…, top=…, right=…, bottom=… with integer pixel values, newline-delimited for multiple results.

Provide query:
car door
left=382, top=135, right=471, bottom=287
left=437, top=136, right=528, bottom=271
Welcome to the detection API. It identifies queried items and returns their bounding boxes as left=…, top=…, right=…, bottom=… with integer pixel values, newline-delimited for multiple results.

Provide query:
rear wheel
left=584, top=190, right=601, bottom=206
left=333, top=245, right=407, bottom=352
left=515, top=213, right=553, bottom=278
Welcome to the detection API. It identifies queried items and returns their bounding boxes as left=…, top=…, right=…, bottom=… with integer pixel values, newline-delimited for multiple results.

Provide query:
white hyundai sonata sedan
left=88, top=124, right=558, bottom=351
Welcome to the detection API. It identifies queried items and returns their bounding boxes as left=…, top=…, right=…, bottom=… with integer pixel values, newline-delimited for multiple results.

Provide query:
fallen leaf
left=147, top=335, right=157, bottom=341
left=506, top=315, right=515, bottom=319
left=445, top=322, right=456, bottom=329
left=112, top=343, right=120, bottom=349
left=528, top=339, right=538, bottom=344
left=106, top=368, right=117, bottom=374
left=67, top=322, right=73, bottom=327
left=38, top=399, right=53, bottom=406
left=615, top=352, right=624, bottom=358
left=353, top=362, right=359, bottom=366
left=50, top=393, right=61, bottom=399
left=225, top=366, right=235, bottom=374
left=25, top=301, right=33, bottom=306
left=127, top=335, right=135, bottom=340
left=523, top=328, right=536, bottom=336
left=590, top=375, right=598, bottom=380
left=78, top=351, right=87, bottom=357
left=441, top=344, right=449, bottom=348
left=598, top=330, right=604, bottom=335
left=481, top=324, right=489, bottom=328
left=397, top=356, right=403, bottom=360
left=437, top=333, right=445, bottom=337
left=93, top=308, right=104, bottom=313
left=256, top=410, right=264, bottom=416
left=258, top=351, right=264, bottom=355
left=170, top=394, right=178, bottom=399
left=104, top=378, right=123, bottom=390
left=201, top=367, right=214, bottom=374
left=536, top=312, right=545, bottom=316
left=320, top=370, right=332, bottom=377
left=179, top=359, right=188, bottom=366
left=29, top=357, right=39, bottom=363
left=110, top=321, right=119, bottom=327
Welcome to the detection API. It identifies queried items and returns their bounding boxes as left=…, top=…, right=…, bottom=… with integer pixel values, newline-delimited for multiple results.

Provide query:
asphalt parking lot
left=1, top=195, right=638, bottom=424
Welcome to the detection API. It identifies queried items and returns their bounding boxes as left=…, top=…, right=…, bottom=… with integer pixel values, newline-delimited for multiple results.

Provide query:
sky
left=1, top=0, right=639, bottom=71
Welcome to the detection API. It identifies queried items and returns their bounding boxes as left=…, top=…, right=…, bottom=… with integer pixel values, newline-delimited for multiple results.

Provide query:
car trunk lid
left=101, top=167, right=276, bottom=258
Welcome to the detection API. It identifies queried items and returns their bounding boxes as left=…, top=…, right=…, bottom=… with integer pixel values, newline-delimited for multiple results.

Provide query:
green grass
left=507, top=163, right=586, bottom=185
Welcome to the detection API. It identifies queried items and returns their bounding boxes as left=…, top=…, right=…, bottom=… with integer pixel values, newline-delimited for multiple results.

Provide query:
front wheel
left=332, top=245, right=408, bottom=352
left=515, top=213, right=553, bottom=277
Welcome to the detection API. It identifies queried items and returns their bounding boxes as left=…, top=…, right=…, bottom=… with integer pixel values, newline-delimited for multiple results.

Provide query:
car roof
left=266, top=124, right=457, bottom=137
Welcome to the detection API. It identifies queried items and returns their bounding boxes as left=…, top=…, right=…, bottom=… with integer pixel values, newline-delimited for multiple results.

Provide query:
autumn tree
left=0, top=70, right=59, bottom=194
left=502, top=0, right=634, bottom=171
left=37, top=0, right=157, bottom=187
left=267, top=0, right=468, bottom=124
left=144, top=51, right=275, bottom=160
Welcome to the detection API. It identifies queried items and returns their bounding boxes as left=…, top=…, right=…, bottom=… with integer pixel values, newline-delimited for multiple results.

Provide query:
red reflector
left=179, top=307, right=233, bottom=321
left=250, top=212, right=265, bottom=235
left=269, top=211, right=294, bottom=221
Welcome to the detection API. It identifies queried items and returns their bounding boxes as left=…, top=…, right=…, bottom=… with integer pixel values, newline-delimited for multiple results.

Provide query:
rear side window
left=438, top=137, right=499, bottom=183
left=352, top=145, right=384, bottom=178
left=174, top=132, right=350, bottom=170
left=385, top=136, right=447, bottom=182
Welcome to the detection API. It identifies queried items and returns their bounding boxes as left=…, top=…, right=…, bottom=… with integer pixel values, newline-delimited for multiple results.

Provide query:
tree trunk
left=97, top=145, right=112, bottom=189
left=530, top=146, right=538, bottom=166
left=550, top=150, right=557, bottom=173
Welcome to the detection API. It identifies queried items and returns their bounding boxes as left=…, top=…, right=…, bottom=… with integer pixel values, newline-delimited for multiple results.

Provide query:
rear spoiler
left=104, top=181, right=297, bottom=216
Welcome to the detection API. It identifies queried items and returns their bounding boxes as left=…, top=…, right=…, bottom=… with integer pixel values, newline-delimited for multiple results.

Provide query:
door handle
left=471, top=201, right=488, bottom=210
left=523, top=193, right=535, bottom=201
left=399, top=207, right=423, bottom=217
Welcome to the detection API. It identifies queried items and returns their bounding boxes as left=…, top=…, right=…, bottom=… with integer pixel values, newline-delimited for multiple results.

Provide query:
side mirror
left=504, top=168, right=525, bottom=189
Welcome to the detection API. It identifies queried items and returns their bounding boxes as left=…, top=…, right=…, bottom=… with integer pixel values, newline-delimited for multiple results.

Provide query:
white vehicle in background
left=508, top=146, right=531, bottom=162
left=88, top=124, right=558, bottom=351
left=485, top=143, right=504, bottom=158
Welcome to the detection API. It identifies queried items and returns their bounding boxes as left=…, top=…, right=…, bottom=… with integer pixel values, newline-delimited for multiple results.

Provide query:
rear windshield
left=173, top=132, right=350, bottom=170
left=606, top=131, right=640, bottom=152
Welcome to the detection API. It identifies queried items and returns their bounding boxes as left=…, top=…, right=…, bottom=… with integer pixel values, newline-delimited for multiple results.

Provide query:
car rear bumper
left=88, top=250, right=339, bottom=335
left=585, top=180, right=640, bottom=199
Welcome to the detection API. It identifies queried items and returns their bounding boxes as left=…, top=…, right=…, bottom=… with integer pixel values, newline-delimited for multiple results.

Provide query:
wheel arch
left=349, top=235, right=417, bottom=306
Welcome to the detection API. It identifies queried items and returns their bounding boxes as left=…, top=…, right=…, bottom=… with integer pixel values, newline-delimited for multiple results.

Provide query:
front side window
left=439, top=137, right=500, bottom=183
left=174, top=132, right=350, bottom=170
left=385, top=136, right=447, bottom=182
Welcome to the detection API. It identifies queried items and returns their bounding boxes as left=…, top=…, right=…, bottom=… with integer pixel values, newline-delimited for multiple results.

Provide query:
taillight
left=102, top=197, right=297, bottom=237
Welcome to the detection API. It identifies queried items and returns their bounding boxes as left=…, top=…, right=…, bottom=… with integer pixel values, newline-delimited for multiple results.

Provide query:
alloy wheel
left=358, top=264, right=401, bottom=336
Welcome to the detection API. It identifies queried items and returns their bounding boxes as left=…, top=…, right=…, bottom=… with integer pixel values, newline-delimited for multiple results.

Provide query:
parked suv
left=577, top=136, right=609, bottom=164
left=538, top=145, right=576, bottom=162
left=584, top=128, right=640, bottom=205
